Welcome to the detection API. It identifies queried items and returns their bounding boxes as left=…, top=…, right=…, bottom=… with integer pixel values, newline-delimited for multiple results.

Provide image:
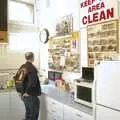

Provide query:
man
left=22, top=52, right=41, bottom=120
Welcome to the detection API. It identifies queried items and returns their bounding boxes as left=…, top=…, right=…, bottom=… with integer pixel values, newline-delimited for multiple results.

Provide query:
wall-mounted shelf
left=87, top=20, right=118, bottom=67
left=48, top=32, right=80, bottom=72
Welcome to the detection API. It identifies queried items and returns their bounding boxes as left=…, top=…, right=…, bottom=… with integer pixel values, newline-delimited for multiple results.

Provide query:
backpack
left=13, top=64, right=27, bottom=93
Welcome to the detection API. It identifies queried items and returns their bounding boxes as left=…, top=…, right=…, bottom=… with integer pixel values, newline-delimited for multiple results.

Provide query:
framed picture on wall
left=56, top=14, right=73, bottom=36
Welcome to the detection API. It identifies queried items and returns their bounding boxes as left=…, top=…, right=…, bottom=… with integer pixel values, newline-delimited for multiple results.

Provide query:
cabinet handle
left=76, top=113, right=82, bottom=118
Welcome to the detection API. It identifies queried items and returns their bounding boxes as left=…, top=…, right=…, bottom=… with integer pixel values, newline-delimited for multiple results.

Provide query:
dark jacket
left=22, top=62, right=41, bottom=96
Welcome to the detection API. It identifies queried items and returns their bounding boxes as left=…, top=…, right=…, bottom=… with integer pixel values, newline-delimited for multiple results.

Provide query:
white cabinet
left=39, top=95, right=63, bottom=120
left=41, top=95, right=93, bottom=120
left=63, top=105, right=93, bottom=120
left=96, top=105, right=120, bottom=120
left=45, top=96, right=63, bottom=120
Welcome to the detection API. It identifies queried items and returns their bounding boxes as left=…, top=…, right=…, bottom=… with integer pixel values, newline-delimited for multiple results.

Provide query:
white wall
left=0, top=38, right=40, bottom=70
left=0, top=0, right=40, bottom=70
left=5, top=26, right=40, bottom=69
left=38, top=0, right=80, bottom=35
left=38, top=0, right=80, bottom=79
left=39, top=41, right=49, bottom=73
left=80, top=28, right=88, bottom=67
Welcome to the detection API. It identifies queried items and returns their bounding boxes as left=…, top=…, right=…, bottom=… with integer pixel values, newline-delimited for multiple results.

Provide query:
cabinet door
left=96, top=105, right=120, bottom=120
left=73, top=108, right=93, bottom=120
left=64, top=105, right=84, bottom=120
left=45, top=96, right=63, bottom=120
left=96, top=61, right=120, bottom=110
left=64, top=105, right=93, bottom=120
left=46, top=113, right=54, bottom=120
left=63, top=105, right=73, bottom=120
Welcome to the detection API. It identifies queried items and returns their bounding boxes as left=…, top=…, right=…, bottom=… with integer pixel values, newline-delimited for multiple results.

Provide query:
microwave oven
left=74, top=81, right=93, bottom=107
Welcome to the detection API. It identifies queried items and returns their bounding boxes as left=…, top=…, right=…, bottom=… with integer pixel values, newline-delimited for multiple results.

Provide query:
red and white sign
left=79, top=0, right=118, bottom=27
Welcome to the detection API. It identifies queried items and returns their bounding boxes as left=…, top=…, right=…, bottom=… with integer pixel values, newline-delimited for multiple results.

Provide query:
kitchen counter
left=41, top=84, right=93, bottom=115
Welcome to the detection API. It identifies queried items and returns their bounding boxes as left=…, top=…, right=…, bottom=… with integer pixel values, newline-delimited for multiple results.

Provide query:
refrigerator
left=94, top=61, right=120, bottom=120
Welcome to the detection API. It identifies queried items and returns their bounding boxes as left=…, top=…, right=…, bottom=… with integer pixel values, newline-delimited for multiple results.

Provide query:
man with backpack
left=14, top=52, right=41, bottom=120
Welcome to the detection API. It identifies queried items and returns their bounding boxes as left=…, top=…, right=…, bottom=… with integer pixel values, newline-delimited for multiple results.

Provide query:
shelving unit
left=48, top=32, right=80, bottom=72
left=87, top=20, right=118, bottom=67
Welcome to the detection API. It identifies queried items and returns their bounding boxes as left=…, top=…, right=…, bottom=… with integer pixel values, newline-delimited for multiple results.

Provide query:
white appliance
left=74, top=81, right=93, bottom=107
left=94, top=61, right=120, bottom=120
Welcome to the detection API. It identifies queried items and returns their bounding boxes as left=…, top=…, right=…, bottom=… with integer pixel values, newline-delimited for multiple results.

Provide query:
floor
left=0, top=91, right=40, bottom=120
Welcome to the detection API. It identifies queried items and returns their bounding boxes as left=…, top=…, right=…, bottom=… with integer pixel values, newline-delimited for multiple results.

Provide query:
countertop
left=41, top=85, right=93, bottom=115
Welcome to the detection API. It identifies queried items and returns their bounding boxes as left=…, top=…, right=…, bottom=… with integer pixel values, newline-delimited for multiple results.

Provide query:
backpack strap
left=13, top=64, right=28, bottom=84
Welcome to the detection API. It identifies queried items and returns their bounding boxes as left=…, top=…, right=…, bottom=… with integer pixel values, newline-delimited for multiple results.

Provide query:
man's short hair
left=25, top=52, right=34, bottom=61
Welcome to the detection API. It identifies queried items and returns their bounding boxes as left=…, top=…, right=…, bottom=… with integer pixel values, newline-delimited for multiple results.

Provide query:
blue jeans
left=23, top=96, right=40, bottom=120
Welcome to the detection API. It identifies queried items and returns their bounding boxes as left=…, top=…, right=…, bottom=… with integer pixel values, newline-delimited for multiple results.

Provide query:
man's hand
left=23, top=93, right=29, bottom=97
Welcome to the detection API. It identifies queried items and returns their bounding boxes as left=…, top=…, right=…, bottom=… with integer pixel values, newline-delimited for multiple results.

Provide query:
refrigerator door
left=96, top=61, right=120, bottom=110
left=96, top=105, right=120, bottom=120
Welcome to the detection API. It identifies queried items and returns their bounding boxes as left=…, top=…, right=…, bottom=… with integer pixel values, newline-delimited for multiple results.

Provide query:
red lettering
left=88, top=0, right=95, bottom=6
left=88, top=15, right=93, bottom=24
left=93, top=12, right=99, bottom=22
left=88, top=7, right=92, bottom=13
left=82, top=16, right=87, bottom=24
left=88, top=0, right=91, bottom=6
left=107, top=8, right=114, bottom=19
left=80, top=0, right=96, bottom=8
left=89, top=2, right=105, bottom=13
left=100, top=10, right=106, bottom=21
left=80, top=3, right=84, bottom=8
left=96, top=3, right=100, bottom=10
left=82, top=8, right=114, bottom=25
left=92, top=5, right=96, bottom=11
left=92, top=0, right=95, bottom=3
left=84, top=1, right=88, bottom=7
left=101, top=2, right=105, bottom=9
